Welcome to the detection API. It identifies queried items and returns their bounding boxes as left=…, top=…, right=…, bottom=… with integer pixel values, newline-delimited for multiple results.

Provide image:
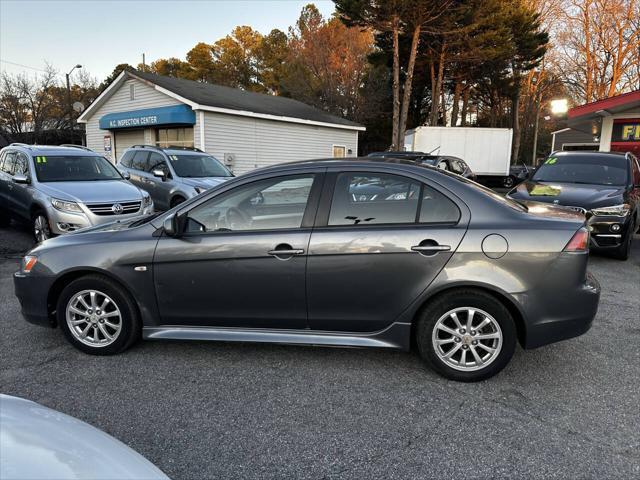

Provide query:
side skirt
left=142, top=322, right=412, bottom=350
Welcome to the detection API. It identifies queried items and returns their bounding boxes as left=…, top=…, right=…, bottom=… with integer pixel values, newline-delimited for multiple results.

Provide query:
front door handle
left=268, top=243, right=305, bottom=260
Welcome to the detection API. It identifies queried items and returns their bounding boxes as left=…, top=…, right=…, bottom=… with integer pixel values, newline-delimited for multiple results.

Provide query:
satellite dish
left=73, top=102, right=85, bottom=113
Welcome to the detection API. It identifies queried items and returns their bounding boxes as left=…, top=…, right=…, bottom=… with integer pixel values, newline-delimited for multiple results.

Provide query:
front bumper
left=516, top=271, right=600, bottom=349
left=588, top=214, right=632, bottom=249
left=46, top=202, right=153, bottom=235
left=13, top=272, right=56, bottom=327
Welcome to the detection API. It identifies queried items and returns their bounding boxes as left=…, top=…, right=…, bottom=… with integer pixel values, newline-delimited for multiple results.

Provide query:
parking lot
left=0, top=222, right=638, bottom=479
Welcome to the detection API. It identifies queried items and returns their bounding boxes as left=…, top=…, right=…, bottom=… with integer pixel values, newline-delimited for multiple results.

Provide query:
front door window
left=186, top=175, right=315, bottom=233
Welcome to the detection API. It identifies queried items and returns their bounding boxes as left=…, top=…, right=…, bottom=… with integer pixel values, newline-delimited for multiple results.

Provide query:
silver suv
left=0, top=144, right=153, bottom=242
left=117, top=145, right=233, bottom=210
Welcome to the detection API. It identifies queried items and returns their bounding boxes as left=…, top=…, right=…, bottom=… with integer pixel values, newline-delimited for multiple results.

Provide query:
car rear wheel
left=416, top=289, right=516, bottom=382
left=57, top=275, right=140, bottom=355
left=33, top=211, right=53, bottom=243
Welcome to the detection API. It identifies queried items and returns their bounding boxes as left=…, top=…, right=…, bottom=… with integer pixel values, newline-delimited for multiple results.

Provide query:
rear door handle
left=411, top=240, right=451, bottom=256
left=411, top=245, right=451, bottom=252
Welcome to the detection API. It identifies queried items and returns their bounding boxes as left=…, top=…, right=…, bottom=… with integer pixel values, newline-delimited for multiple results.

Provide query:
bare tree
left=557, top=0, right=640, bottom=102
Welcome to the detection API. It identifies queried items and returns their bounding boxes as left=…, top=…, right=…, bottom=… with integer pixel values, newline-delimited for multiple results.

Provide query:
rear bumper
left=13, top=272, right=56, bottom=327
left=516, top=271, right=600, bottom=349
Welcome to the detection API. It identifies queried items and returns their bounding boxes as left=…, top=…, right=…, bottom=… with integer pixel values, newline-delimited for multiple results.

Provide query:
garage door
left=114, top=129, right=145, bottom=162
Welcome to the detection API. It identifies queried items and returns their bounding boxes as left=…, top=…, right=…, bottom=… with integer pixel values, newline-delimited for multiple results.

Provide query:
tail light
left=22, top=255, right=38, bottom=273
left=564, top=227, right=589, bottom=252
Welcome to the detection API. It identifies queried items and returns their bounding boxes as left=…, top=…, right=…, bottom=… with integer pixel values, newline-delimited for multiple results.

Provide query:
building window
left=333, top=145, right=346, bottom=158
left=129, top=84, right=135, bottom=100
left=155, top=127, right=194, bottom=148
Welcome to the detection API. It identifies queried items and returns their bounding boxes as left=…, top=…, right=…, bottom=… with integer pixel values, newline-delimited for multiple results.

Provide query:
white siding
left=84, top=78, right=181, bottom=161
left=200, top=111, right=359, bottom=175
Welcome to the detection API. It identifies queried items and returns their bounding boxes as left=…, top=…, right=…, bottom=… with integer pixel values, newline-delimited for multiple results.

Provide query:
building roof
left=78, top=69, right=364, bottom=131
left=568, top=90, right=640, bottom=125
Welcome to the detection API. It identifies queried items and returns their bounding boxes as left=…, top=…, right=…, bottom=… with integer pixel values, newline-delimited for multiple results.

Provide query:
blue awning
left=99, top=105, right=195, bottom=130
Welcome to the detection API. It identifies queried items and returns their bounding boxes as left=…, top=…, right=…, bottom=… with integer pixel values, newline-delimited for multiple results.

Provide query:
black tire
left=610, top=222, right=634, bottom=261
left=0, top=208, right=10, bottom=227
left=170, top=196, right=186, bottom=208
left=502, top=176, right=516, bottom=188
left=32, top=210, right=53, bottom=243
left=416, top=289, right=517, bottom=382
left=57, top=274, right=140, bottom=355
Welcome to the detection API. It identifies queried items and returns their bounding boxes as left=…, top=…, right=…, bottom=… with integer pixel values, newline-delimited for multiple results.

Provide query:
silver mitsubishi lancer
left=0, top=144, right=153, bottom=242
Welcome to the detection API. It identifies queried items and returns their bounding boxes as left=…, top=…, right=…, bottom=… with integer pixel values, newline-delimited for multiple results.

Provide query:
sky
left=0, top=0, right=336, bottom=81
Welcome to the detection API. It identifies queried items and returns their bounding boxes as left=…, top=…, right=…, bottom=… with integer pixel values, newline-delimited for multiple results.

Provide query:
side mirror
left=13, top=174, right=30, bottom=184
left=122, top=171, right=131, bottom=180
left=152, top=169, right=167, bottom=181
left=163, top=213, right=178, bottom=237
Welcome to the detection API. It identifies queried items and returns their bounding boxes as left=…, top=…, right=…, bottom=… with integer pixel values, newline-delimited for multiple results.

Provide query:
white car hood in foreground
left=0, top=394, right=169, bottom=480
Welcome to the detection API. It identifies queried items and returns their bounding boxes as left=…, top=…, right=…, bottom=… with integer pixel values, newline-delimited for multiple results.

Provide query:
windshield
left=532, top=154, right=628, bottom=186
left=167, top=154, right=232, bottom=178
left=34, top=155, right=123, bottom=182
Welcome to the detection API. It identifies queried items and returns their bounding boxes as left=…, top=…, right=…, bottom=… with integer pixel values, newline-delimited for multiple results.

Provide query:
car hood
left=180, top=177, right=231, bottom=190
left=37, top=180, right=144, bottom=203
left=0, top=394, right=169, bottom=480
left=508, top=180, right=624, bottom=209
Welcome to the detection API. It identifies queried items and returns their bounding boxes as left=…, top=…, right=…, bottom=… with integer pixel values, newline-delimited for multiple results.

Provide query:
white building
left=78, top=69, right=364, bottom=174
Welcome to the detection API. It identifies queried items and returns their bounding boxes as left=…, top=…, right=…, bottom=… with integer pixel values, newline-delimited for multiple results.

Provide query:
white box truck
left=405, top=126, right=513, bottom=176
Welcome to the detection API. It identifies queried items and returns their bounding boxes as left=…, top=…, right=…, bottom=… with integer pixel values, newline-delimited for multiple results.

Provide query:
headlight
left=22, top=255, right=38, bottom=273
left=51, top=198, right=83, bottom=213
left=194, top=187, right=205, bottom=194
left=590, top=204, right=630, bottom=217
left=142, top=195, right=152, bottom=207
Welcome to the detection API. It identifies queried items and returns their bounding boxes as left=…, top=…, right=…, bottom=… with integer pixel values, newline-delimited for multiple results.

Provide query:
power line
left=0, top=59, right=50, bottom=73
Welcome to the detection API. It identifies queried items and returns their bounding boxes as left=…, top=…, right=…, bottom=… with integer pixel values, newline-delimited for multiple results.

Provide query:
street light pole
left=66, top=64, right=82, bottom=144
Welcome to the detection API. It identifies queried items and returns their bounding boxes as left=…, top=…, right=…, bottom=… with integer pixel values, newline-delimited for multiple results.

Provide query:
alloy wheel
left=432, top=307, right=503, bottom=372
left=66, top=289, right=122, bottom=347
left=34, top=215, right=51, bottom=243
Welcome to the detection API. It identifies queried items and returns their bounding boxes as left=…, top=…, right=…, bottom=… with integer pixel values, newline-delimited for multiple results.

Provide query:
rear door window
left=131, top=151, right=150, bottom=171
left=328, top=173, right=420, bottom=226
left=119, top=150, right=135, bottom=167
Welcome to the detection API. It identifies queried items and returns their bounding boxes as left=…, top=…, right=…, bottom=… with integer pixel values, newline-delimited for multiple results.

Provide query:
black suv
left=508, top=151, right=640, bottom=260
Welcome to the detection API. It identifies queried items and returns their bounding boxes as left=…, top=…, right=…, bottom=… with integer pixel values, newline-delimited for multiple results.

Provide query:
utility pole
left=531, top=94, right=541, bottom=165
left=66, top=64, right=82, bottom=143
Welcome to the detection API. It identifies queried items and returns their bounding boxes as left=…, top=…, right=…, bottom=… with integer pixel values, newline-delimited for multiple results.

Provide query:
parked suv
left=118, top=145, right=233, bottom=211
left=0, top=144, right=153, bottom=242
left=507, top=151, right=640, bottom=260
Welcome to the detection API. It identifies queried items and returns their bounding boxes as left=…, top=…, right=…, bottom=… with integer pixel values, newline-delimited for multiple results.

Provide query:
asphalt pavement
left=1, top=221, right=639, bottom=479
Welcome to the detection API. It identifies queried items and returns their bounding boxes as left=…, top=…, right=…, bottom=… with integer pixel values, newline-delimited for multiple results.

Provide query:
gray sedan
left=13, top=158, right=600, bottom=381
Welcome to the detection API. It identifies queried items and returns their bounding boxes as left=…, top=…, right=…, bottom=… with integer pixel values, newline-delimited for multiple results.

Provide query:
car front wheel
left=416, top=289, right=516, bottom=382
left=57, top=275, right=140, bottom=355
left=33, top=211, right=53, bottom=243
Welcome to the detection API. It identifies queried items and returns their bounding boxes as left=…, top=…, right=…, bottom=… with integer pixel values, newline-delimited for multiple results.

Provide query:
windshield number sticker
left=170, top=155, right=179, bottom=161
left=36, top=156, right=47, bottom=163
left=545, top=157, right=557, bottom=165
